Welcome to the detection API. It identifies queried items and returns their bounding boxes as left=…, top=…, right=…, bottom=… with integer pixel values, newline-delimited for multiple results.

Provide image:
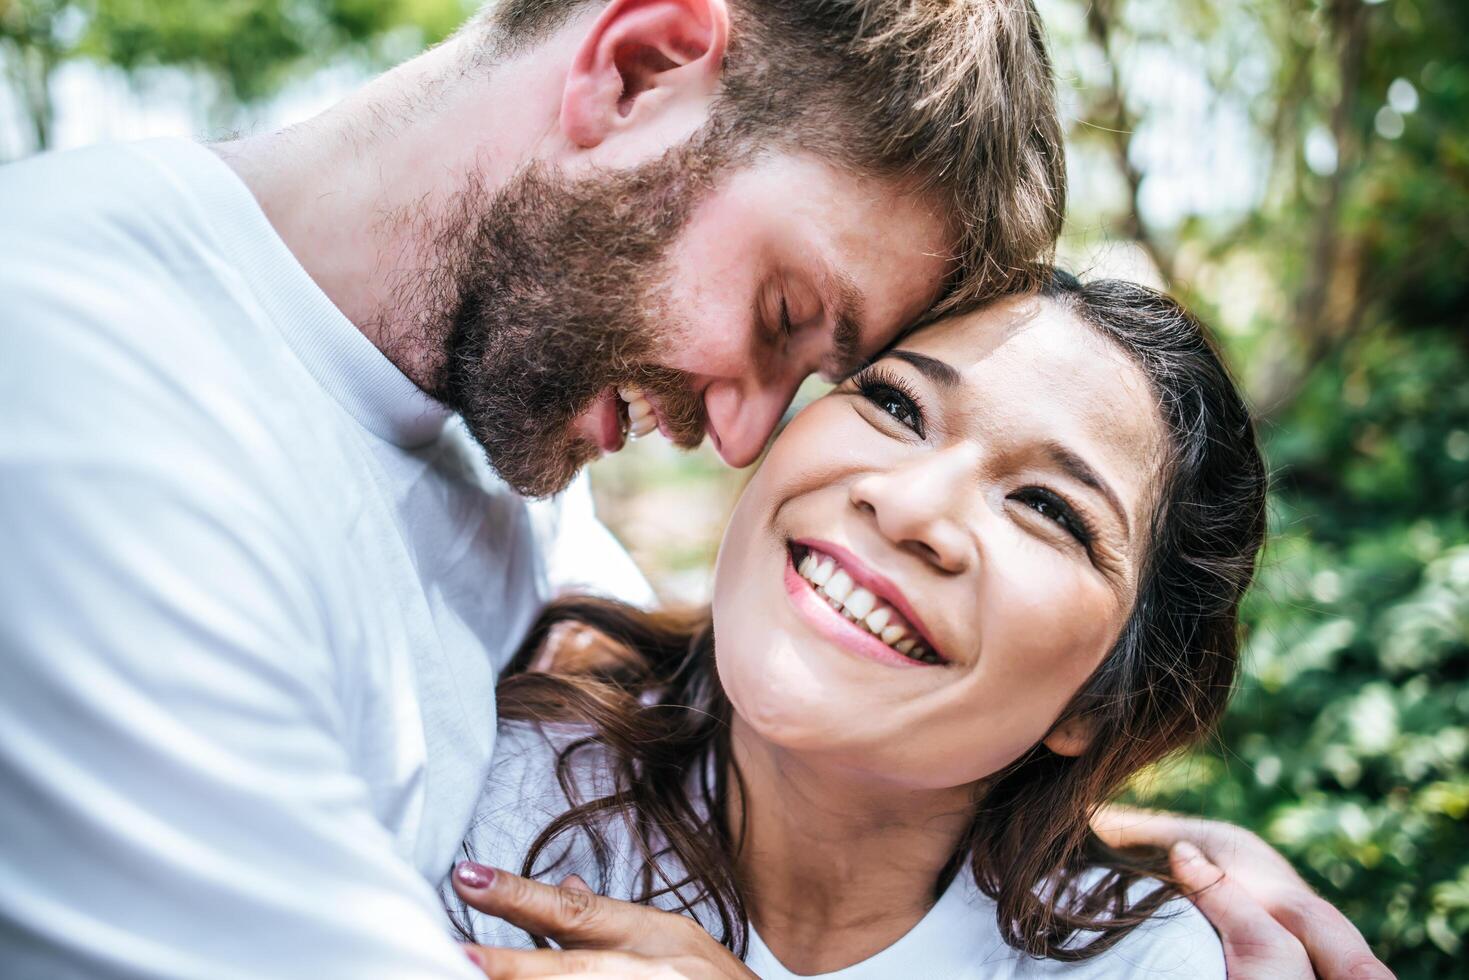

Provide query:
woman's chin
left=719, top=640, right=886, bottom=760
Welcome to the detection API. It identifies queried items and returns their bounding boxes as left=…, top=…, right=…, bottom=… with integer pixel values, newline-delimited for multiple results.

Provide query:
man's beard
left=400, top=135, right=732, bottom=498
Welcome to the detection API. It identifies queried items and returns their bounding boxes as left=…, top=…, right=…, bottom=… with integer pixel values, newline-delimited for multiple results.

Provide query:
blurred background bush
left=3, top=0, right=1465, bottom=972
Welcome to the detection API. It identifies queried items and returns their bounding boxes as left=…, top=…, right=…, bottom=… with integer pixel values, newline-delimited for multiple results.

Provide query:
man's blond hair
left=484, top=0, right=1066, bottom=316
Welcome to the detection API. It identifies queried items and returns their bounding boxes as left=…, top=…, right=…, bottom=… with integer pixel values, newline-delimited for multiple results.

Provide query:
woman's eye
left=850, top=366, right=926, bottom=437
left=873, top=389, right=920, bottom=429
left=857, top=383, right=924, bottom=437
left=1013, top=488, right=1092, bottom=549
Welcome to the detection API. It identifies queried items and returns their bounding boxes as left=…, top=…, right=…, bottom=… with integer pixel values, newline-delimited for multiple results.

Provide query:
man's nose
left=701, top=375, right=803, bottom=468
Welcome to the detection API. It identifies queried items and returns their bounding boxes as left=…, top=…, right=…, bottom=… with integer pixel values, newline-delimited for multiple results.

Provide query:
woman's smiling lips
left=794, top=539, right=945, bottom=656
left=782, top=539, right=949, bottom=669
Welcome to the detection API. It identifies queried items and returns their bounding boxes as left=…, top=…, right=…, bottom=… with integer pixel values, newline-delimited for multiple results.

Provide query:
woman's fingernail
left=1171, top=841, right=1202, bottom=863
left=464, top=945, right=485, bottom=968
left=455, top=861, right=495, bottom=889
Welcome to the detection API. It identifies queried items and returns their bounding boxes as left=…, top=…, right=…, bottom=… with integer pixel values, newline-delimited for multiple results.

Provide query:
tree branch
left=1083, top=0, right=1177, bottom=285
left=1255, top=0, right=1371, bottom=419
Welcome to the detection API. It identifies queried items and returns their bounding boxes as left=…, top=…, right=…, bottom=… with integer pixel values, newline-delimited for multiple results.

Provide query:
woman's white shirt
left=456, top=723, right=1225, bottom=979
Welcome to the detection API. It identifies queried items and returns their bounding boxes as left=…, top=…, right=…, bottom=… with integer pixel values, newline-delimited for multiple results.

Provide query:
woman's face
left=712, top=296, right=1166, bottom=790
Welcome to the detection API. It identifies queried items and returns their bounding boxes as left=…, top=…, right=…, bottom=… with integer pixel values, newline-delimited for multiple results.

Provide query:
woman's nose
left=848, top=452, right=975, bottom=574
left=701, top=375, right=803, bottom=468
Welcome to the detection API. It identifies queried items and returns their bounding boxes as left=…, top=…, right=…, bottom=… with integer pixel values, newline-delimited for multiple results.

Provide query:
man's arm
left=0, top=282, right=477, bottom=977
left=0, top=454, right=482, bottom=978
left=1093, top=803, right=1394, bottom=979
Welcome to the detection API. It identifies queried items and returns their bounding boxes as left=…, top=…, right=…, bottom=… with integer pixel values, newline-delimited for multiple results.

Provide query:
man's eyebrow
left=821, top=269, right=866, bottom=379
left=1043, top=440, right=1131, bottom=539
left=885, top=349, right=962, bottom=389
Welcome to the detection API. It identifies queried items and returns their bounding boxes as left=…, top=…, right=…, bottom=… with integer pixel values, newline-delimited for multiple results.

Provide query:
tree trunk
left=1255, top=0, right=1371, bottom=419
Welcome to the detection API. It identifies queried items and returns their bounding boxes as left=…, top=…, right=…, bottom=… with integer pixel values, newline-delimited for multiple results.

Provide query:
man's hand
left=1094, top=805, right=1394, bottom=979
left=452, top=862, right=756, bottom=980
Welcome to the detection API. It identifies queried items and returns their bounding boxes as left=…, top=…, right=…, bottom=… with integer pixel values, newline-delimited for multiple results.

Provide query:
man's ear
left=1042, top=714, right=1095, bottom=758
left=560, top=0, right=729, bottom=148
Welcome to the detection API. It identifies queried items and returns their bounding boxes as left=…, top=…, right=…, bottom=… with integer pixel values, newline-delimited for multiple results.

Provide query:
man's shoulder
left=0, top=140, right=211, bottom=260
left=0, top=140, right=301, bottom=462
left=0, top=140, right=244, bottom=355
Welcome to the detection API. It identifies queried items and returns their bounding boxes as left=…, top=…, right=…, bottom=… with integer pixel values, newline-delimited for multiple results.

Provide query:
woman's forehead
left=904, top=299, right=1167, bottom=504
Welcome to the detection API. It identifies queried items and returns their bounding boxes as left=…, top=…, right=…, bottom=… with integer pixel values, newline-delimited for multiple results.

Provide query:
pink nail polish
left=455, top=861, right=494, bottom=889
left=465, top=946, right=485, bottom=967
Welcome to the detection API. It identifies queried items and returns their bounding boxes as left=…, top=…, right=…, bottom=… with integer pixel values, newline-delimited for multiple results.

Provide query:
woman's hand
left=1093, top=804, right=1394, bottom=980
left=452, top=862, right=757, bottom=980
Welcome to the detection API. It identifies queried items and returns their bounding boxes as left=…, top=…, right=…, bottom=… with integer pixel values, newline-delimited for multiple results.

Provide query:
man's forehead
left=777, top=157, right=955, bottom=333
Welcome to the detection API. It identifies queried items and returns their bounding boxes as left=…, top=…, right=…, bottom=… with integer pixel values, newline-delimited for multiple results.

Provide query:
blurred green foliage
left=1137, top=329, right=1469, bottom=974
left=1066, top=1, right=1469, bottom=974
left=0, top=0, right=468, bottom=149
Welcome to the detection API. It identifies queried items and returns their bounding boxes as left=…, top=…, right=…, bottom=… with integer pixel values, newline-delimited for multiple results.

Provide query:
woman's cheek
left=976, top=550, right=1123, bottom=703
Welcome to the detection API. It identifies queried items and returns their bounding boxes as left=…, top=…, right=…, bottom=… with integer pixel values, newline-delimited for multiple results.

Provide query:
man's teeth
left=618, top=387, right=657, bottom=439
left=795, top=552, right=939, bottom=663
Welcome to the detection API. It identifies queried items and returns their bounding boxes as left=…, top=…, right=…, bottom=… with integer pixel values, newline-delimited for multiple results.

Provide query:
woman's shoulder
left=1004, top=872, right=1225, bottom=979
left=477, top=720, right=620, bottom=828
left=1074, top=892, right=1223, bottom=979
left=456, top=721, right=637, bottom=945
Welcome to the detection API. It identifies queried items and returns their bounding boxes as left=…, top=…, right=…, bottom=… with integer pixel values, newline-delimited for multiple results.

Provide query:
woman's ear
left=1043, top=714, right=1095, bottom=758
left=560, top=0, right=730, bottom=148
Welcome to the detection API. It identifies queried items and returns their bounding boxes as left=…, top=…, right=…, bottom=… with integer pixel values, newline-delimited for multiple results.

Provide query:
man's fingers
left=1270, top=896, right=1395, bottom=980
left=1170, top=842, right=1313, bottom=979
left=1171, top=841, right=1276, bottom=934
left=462, top=945, right=682, bottom=979
left=453, top=862, right=637, bottom=948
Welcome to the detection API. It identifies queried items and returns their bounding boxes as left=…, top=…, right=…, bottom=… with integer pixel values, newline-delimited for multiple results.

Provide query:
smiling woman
left=452, top=270, right=1268, bottom=977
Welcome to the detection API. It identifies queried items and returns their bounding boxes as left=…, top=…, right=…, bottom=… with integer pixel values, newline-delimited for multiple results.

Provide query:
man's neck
left=210, top=31, right=566, bottom=388
left=726, top=716, right=974, bottom=974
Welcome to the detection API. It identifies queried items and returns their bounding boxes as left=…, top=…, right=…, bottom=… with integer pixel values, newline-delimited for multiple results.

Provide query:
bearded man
left=0, top=1, right=1384, bottom=978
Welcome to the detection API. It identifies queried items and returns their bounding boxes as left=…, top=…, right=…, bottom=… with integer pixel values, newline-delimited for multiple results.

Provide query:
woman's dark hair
left=469, top=271, right=1268, bottom=960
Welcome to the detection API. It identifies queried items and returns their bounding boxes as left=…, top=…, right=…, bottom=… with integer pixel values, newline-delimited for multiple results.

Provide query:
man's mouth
left=576, top=386, right=665, bottom=455
left=618, top=386, right=659, bottom=439
left=580, top=388, right=627, bottom=454
left=787, top=541, right=947, bottom=666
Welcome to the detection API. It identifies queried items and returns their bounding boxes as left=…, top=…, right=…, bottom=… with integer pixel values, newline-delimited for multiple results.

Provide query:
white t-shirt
left=459, top=724, right=1226, bottom=980
left=0, top=139, right=649, bottom=979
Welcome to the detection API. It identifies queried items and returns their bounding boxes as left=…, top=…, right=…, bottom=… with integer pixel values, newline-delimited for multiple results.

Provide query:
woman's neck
left=726, top=715, right=975, bottom=975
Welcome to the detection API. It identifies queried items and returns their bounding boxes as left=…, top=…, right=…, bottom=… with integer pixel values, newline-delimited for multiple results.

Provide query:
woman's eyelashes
left=1009, top=486, right=1096, bottom=553
left=853, top=366, right=926, bottom=437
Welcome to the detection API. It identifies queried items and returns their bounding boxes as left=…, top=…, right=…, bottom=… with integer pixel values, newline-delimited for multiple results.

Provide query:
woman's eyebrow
left=886, top=349, right=962, bottom=388
left=1042, top=440, right=1131, bottom=539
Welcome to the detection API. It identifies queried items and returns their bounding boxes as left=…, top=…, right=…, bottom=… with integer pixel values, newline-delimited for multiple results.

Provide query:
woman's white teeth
left=618, top=387, right=657, bottom=439
left=864, top=606, right=891, bottom=634
left=796, top=550, right=935, bottom=662
left=842, top=587, right=876, bottom=620
left=824, top=570, right=854, bottom=603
